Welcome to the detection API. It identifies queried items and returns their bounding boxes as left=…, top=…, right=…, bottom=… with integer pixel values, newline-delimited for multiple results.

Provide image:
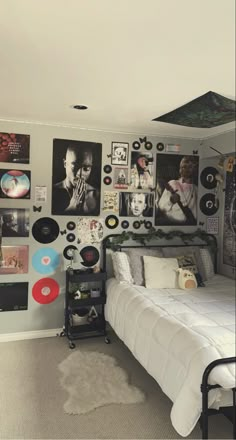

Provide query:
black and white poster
left=119, top=192, right=154, bottom=217
left=51, top=139, right=102, bottom=216
left=223, top=160, right=236, bottom=267
left=0, top=208, right=29, bottom=237
left=111, top=142, right=129, bottom=166
left=0, top=282, right=28, bottom=312
left=130, top=152, right=154, bottom=189
left=155, top=154, right=199, bottom=226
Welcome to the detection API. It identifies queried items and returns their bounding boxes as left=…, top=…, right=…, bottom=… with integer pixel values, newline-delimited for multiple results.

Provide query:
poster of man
left=155, top=154, right=199, bottom=226
left=130, top=152, right=154, bottom=189
left=51, top=139, right=102, bottom=216
left=0, top=208, right=29, bottom=237
left=119, top=192, right=154, bottom=217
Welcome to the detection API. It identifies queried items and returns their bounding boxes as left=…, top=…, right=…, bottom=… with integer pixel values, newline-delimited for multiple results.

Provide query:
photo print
left=0, top=282, right=28, bottom=312
left=103, top=191, right=119, bottom=212
left=223, top=159, right=236, bottom=267
left=0, top=245, right=29, bottom=275
left=130, top=152, right=154, bottom=189
left=155, top=154, right=199, bottom=226
left=111, top=142, right=129, bottom=166
left=52, top=138, right=102, bottom=216
left=0, top=132, right=30, bottom=164
left=119, top=192, right=154, bottom=217
left=0, top=208, right=29, bottom=237
left=113, top=168, right=128, bottom=189
left=0, top=169, right=31, bottom=199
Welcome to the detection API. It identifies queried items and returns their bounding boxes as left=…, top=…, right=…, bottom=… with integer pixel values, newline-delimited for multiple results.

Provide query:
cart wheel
left=58, top=330, right=65, bottom=337
left=105, top=337, right=111, bottom=344
left=69, top=342, right=76, bottom=349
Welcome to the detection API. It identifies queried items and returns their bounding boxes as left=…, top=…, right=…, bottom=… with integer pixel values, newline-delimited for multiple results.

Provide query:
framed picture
left=111, top=142, right=129, bottom=166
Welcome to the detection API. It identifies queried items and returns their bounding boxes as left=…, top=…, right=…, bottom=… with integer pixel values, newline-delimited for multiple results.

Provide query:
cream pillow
left=111, top=252, right=134, bottom=284
left=143, top=256, right=179, bottom=289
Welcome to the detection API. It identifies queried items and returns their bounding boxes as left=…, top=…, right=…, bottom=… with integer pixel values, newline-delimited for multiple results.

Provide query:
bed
left=102, top=231, right=236, bottom=439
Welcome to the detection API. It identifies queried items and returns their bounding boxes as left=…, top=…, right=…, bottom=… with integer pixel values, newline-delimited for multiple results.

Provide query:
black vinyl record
left=133, top=220, right=141, bottom=229
left=80, top=246, right=100, bottom=267
left=32, top=217, right=60, bottom=244
left=67, top=221, right=76, bottom=231
left=121, top=220, right=129, bottom=229
left=66, top=233, right=75, bottom=242
left=144, top=221, right=152, bottom=229
left=103, top=176, right=112, bottom=185
left=105, top=215, right=119, bottom=229
left=200, top=167, right=218, bottom=189
left=63, top=245, right=78, bottom=260
left=156, top=142, right=164, bottom=151
left=199, top=193, right=219, bottom=216
left=145, top=141, right=153, bottom=150
left=103, top=165, right=112, bottom=174
left=132, top=141, right=140, bottom=150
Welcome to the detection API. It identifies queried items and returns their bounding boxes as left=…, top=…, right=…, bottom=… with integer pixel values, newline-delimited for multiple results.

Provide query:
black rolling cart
left=60, top=269, right=110, bottom=349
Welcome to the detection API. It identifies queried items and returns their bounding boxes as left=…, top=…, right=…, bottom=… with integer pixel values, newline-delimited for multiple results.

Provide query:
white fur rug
left=58, top=350, right=145, bottom=415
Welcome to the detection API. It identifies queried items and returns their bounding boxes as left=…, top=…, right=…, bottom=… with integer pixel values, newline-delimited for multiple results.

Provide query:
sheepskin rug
left=58, top=350, right=145, bottom=414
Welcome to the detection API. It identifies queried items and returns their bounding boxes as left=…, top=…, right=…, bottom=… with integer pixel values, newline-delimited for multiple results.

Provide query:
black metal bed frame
left=102, top=231, right=236, bottom=439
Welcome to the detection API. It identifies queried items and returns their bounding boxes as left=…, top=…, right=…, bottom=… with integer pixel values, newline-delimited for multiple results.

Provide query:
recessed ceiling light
left=73, top=105, right=88, bottom=110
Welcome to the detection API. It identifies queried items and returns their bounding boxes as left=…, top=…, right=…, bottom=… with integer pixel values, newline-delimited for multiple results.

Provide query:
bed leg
left=201, top=384, right=209, bottom=439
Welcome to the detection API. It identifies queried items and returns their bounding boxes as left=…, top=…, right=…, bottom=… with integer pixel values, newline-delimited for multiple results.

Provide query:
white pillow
left=143, top=256, right=179, bottom=289
left=199, top=248, right=215, bottom=280
left=111, top=252, right=133, bottom=284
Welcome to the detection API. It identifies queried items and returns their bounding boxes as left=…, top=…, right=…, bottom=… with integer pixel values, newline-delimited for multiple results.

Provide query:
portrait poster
left=119, top=192, right=154, bottom=217
left=0, top=208, right=29, bottom=237
left=0, top=245, right=29, bottom=274
left=51, top=138, right=102, bottom=216
left=0, top=132, right=30, bottom=164
left=0, top=169, right=31, bottom=199
left=223, top=160, right=236, bottom=267
left=155, top=154, right=199, bottom=226
left=103, top=191, right=119, bottom=212
left=130, top=152, right=154, bottom=189
left=113, top=168, right=128, bottom=189
left=77, top=218, right=104, bottom=244
left=0, top=282, right=28, bottom=312
left=111, top=142, right=129, bottom=166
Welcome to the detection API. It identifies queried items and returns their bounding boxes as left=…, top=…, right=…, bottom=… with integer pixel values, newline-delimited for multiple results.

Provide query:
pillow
left=111, top=252, right=133, bottom=284
left=143, top=256, right=179, bottom=289
left=178, top=268, right=197, bottom=290
left=162, top=246, right=206, bottom=282
left=199, top=248, right=215, bottom=280
left=125, top=248, right=163, bottom=286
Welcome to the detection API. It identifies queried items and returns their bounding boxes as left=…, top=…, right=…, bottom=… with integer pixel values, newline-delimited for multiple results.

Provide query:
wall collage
left=0, top=132, right=235, bottom=313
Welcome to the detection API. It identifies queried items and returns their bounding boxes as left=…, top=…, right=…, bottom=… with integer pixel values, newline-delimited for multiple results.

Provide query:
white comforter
left=105, top=274, right=235, bottom=437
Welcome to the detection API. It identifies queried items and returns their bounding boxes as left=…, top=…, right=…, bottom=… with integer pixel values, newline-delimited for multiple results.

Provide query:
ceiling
left=0, top=0, right=235, bottom=139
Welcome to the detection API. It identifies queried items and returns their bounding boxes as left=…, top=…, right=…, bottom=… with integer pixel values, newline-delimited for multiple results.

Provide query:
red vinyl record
left=32, top=278, right=59, bottom=304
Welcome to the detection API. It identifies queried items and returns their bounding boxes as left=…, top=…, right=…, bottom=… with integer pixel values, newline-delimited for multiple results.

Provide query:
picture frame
left=111, top=142, right=129, bottom=166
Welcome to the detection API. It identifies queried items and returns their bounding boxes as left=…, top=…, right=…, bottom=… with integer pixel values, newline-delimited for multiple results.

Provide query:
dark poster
left=0, top=208, right=29, bottom=237
left=0, top=169, right=31, bottom=199
left=223, top=160, right=236, bottom=267
left=155, top=154, right=199, bottom=226
left=51, top=139, right=102, bottom=216
left=0, top=132, right=30, bottom=163
left=0, top=282, right=28, bottom=312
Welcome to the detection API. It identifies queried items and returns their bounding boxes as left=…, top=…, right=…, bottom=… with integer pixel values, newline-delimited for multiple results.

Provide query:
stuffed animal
left=177, top=268, right=197, bottom=290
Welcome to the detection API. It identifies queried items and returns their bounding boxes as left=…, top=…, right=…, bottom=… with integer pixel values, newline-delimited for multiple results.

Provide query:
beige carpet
left=0, top=331, right=233, bottom=439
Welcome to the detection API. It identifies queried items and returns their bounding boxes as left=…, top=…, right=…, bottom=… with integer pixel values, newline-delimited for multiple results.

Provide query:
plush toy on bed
left=177, top=268, right=198, bottom=290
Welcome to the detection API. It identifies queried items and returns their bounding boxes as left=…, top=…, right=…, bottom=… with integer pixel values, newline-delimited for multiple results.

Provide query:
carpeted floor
left=0, top=330, right=233, bottom=439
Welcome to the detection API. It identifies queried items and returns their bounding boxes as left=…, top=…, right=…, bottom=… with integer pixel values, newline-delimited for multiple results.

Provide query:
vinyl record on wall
left=32, top=248, right=60, bottom=274
left=103, top=176, right=112, bottom=185
left=80, top=246, right=100, bottom=267
left=121, top=220, right=129, bottom=229
left=63, top=245, right=78, bottom=260
left=105, top=215, right=119, bottom=229
left=200, top=167, right=218, bottom=189
left=156, top=142, right=164, bottom=151
left=66, top=233, right=76, bottom=242
left=103, top=165, right=112, bottom=174
left=132, top=141, right=140, bottom=150
left=66, top=221, right=76, bottom=231
left=32, top=278, right=59, bottom=304
left=133, top=220, right=141, bottom=229
left=32, top=217, right=60, bottom=244
left=145, top=141, right=153, bottom=150
left=199, top=193, right=219, bottom=216
left=144, top=221, right=152, bottom=229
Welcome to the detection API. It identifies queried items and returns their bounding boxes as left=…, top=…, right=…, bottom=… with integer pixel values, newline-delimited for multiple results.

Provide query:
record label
left=32, top=248, right=60, bottom=274
left=0, top=169, right=30, bottom=198
left=80, top=246, right=100, bottom=267
left=105, top=215, right=119, bottom=229
left=32, top=278, right=59, bottom=304
left=200, top=167, right=218, bottom=189
left=199, top=193, right=219, bottom=216
left=63, top=245, right=78, bottom=260
left=32, top=217, right=60, bottom=244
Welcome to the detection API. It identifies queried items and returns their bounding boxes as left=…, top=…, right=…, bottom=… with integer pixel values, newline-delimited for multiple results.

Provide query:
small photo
left=113, top=168, right=129, bottom=189
left=0, top=208, right=29, bottom=237
left=0, top=245, right=29, bottom=274
left=119, top=192, right=154, bottom=217
left=103, top=191, right=119, bottom=212
left=130, top=152, right=154, bottom=189
left=111, top=142, right=129, bottom=166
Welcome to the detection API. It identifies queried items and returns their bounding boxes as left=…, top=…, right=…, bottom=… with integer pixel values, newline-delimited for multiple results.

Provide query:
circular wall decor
left=103, top=164, right=112, bottom=174
left=1, top=170, right=30, bottom=198
left=32, top=248, right=60, bottom=274
left=145, top=141, right=153, bottom=150
left=133, top=220, right=141, bottom=229
left=199, top=193, right=219, bottom=216
left=103, top=176, right=112, bottom=185
left=200, top=167, right=218, bottom=189
left=80, top=246, right=100, bottom=267
left=105, top=215, right=119, bottom=229
left=32, top=278, right=60, bottom=304
left=144, top=221, right=152, bottom=229
left=121, top=220, right=129, bottom=229
left=66, top=233, right=76, bottom=242
left=32, top=217, right=60, bottom=244
left=156, top=142, right=164, bottom=151
left=63, top=245, right=78, bottom=260
left=132, top=141, right=141, bottom=150
left=66, top=221, right=76, bottom=231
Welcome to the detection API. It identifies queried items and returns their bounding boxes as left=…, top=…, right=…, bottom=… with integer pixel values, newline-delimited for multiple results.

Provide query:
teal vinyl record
left=32, top=248, right=60, bottom=274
